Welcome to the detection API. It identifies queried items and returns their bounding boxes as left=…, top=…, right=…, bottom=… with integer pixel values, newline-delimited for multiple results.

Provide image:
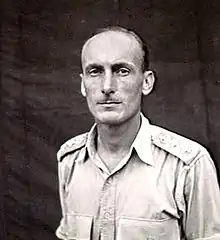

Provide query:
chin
left=94, top=111, right=125, bottom=125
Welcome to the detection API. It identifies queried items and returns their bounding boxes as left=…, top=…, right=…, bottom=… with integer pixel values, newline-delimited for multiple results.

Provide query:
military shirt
left=56, top=114, right=220, bottom=240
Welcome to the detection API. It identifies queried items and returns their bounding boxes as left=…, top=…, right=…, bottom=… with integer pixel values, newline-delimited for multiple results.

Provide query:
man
left=56, top=27, right=220, bottom=240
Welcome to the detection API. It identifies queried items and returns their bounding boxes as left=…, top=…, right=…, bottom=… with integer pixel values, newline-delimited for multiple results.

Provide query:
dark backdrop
left=1, top=0, right=220, bottom=239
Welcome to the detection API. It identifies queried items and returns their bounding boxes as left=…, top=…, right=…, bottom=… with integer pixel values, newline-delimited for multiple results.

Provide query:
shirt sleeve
left=55, top=148, right=84, bottom=239
left=183, top=151, right=220, bottom=240
left=55, top=160, right=69, bottom=240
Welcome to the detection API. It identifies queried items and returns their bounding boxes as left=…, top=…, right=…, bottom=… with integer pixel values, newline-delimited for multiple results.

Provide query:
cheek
left=84, top=82, right=99, bottom=97
left=85, top=80, right=97, bottom=87
left=122, top=81, right=143, bottom=98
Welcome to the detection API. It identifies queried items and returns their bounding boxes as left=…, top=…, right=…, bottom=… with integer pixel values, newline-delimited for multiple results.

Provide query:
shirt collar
left=132, top=113, right=154, bottom=166
left=86, top=123, right=97, bottom=160
left=85, top=112, right=154, bottom=166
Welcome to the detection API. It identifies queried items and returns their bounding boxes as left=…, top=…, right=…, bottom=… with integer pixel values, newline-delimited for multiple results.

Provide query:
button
left=105, top=178, right=113, bottom=185
left=104, top=212, right=111, bottom=219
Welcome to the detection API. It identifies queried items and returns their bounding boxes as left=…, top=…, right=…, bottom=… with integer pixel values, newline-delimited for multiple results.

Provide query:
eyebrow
left=85, top=64, right=103, bottom=72
left=112, top=63, right=133, bottom=71
left=85, top=62, right=135, bottom=72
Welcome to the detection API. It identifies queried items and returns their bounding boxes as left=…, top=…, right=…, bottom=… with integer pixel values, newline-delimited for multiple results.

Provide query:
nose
left=101, top=70, right=115, bottom=95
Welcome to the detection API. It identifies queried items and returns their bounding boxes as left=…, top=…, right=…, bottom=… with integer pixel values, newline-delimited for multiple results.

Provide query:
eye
left=88, top=67, right=102, bottom=77
left=116, top=68, right=130, bottom=77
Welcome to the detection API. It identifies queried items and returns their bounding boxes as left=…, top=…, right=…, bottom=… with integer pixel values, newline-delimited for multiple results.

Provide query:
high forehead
left=81, top=31, right=143, bottom=66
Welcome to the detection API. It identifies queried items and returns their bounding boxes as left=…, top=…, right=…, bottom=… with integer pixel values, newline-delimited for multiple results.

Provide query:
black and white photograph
left=1, top=0, right=220, bottom=239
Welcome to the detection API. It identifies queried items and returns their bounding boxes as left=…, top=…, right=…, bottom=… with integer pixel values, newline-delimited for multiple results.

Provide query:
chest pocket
left=117, top=216, right=180, bottom=240
left=66, top=214, right=93, bottom=240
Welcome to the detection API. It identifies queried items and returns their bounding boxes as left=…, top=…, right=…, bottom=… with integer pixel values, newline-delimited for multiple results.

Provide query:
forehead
left=81, top=31, right=143, bottom=68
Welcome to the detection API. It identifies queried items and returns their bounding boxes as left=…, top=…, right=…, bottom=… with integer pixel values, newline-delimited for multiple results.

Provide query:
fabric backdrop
left=1, top=0, right=220, bottom=239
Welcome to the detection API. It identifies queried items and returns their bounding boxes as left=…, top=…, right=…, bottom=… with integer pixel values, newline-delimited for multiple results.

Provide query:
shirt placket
left=90, top=144, right=133, bottom=240
left=99, top=176, right=116, bottom=240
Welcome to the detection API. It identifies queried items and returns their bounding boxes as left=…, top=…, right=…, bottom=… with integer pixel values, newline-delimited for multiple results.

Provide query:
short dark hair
left=84, top=26, right=150, bottom=71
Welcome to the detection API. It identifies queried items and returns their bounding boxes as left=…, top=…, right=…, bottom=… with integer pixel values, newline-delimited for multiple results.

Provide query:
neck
left=96, top=112, right=141, bottom=156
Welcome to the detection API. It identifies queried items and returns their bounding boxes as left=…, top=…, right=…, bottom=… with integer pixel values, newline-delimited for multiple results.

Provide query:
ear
left=142, top=70, right=155, bottom=96
left=80, top=73, right=86, bottom=97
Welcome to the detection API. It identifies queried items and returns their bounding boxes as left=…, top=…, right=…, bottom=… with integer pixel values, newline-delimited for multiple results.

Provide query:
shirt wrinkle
left=85, top=113, right=155, bottom=168
left=56, top=113, right=220, bottom=240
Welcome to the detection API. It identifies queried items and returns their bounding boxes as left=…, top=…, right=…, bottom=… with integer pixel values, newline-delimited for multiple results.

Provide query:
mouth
left=98, top=100, right=122, bottom=105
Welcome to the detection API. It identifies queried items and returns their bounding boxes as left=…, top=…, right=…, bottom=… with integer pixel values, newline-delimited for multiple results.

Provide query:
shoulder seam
left=57, top=132, right=88, bottom=162
left=151, top=125, right=205, bottom=165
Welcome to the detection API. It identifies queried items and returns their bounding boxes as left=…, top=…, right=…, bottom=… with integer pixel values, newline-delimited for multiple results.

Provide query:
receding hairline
left=81, top=27, right=149, bottom=71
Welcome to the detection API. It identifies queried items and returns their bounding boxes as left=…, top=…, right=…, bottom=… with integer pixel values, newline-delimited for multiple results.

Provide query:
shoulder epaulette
left=57, top=132, right=88, bottom=162
left=151, top=125, right=204, bottom=165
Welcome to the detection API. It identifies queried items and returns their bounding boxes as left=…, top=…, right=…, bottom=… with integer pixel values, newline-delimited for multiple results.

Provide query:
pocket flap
left=67, top=214, right=93, bottom=240
left=117, top=216, right=179, bottom=240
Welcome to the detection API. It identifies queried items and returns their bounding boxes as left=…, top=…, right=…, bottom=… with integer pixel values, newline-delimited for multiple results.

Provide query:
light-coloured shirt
left=56, top=114, right=220, bottom=240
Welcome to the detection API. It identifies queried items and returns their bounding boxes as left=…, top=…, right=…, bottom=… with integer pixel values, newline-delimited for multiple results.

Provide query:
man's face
left=80, top=31, right=152, bottom=125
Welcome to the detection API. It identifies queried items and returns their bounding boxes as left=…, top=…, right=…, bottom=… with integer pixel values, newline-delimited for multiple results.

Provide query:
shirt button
left=104, top=212, right=111, bottom=219
left=105, top=178, right=113, bottom=185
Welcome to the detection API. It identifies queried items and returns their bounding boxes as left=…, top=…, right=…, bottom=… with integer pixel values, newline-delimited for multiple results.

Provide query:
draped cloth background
left=1, top=0, right=220, bottom=239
